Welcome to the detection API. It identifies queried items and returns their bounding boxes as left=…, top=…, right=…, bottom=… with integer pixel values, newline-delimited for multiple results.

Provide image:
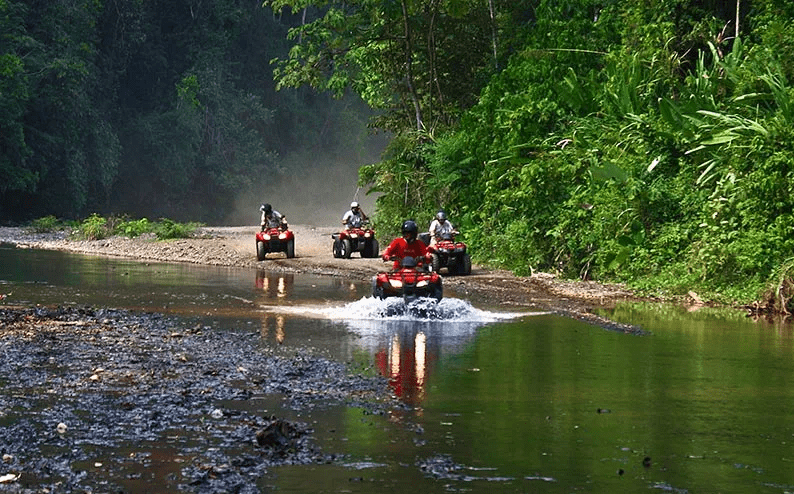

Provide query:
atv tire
left=431, top=279, right=443, bottom=301
left=332, top=239, right=342, bottom=258
left=431, top=253, right=442, bottom=273
left=459, top=253, right=472, bottom=275
left=371, top=277, right=384, bottom=299
left=363, top=238, right=379, bottom=258
left=256, top=240, right=266, bottom=261
left=340, top=239, right=352, bottom=259
left=286, top=239, right=295, bottom=258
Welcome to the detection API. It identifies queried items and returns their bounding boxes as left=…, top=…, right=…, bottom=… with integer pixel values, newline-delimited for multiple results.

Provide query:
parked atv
left=332, top=222, right=379, bottom=258
left=424, top=231, right=471, bottom=275
left=372, top=256, right=443, bottom=303
left=256, top=227, right=295, bottom=260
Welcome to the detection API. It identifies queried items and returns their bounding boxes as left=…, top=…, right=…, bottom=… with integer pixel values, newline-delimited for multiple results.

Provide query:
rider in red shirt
left=382, top=220, right=431, bottom=270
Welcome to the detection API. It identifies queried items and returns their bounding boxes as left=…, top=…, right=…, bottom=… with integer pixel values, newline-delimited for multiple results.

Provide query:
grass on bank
left=27, top=214, right=204, bottom=241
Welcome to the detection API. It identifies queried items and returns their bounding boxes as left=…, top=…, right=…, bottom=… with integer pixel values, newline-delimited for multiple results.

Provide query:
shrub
left=76, top=214, right=109, bottom=240
left=27, top=215, right=61, bottom=233
left=116, top=218, right=153, bottom=238
left=153, top=219, right=203, bottom=240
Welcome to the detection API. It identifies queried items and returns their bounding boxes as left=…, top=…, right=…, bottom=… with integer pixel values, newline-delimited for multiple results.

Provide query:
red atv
left=424, top=231, right=471, bottom=275
left=372, top=256, right=443, bottom=303
left=256, top=227, right=295, bottom=260
left=332, top=222, right=379, bottom=258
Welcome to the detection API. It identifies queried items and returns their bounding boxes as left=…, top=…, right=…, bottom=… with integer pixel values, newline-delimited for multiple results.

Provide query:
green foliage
left=116, top=218, right=153, bottom=238
left=27, top=215, right=62, bottom=233
left=152, top=218, right=204, bottom=240
left=358, top=1, right=794, bottom=306
left=76, top=214, right=109, bottom=241
left=72, top=214, right=200, bottom=241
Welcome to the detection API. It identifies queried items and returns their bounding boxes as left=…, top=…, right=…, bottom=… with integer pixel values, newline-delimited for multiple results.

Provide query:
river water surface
left=2, top=246, right=794, bottom=493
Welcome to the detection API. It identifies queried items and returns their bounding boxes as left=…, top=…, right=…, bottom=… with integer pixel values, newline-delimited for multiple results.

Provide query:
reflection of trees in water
left=255, top=270, right=294, bottom=299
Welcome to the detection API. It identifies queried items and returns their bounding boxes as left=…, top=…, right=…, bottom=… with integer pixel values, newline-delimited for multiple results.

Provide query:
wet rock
left=0, top=306, right=391, bottom=492
left=255, top=418, right=299, bottom=450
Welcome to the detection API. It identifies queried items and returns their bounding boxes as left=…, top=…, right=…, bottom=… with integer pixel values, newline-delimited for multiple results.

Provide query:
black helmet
left=436, top=210, right=446, bottom=221
left=401, top=220, right=418, bottom=235
left=261, top=203, right=272, bottom=214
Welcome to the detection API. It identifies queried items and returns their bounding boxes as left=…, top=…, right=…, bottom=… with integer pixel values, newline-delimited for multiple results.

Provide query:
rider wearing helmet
left=341, top=201, right=368, bottom=229
left=428, top=210, right=454, bottom=245
left=382, top=219, right=431, bottom=270
left=260, top=203, right=288, bottom=231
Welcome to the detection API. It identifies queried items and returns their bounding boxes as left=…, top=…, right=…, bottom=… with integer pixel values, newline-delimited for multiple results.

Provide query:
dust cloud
left=225, top=140, right=385, bottom=228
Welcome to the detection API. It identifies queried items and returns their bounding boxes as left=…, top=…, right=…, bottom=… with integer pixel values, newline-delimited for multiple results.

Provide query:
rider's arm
left=382, top=238, right=402, bottom=261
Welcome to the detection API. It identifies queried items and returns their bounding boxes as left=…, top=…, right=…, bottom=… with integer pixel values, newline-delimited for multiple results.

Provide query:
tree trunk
left=488, top=0, right=498, bottom=69
left=401, top=0, right=424, bottom=131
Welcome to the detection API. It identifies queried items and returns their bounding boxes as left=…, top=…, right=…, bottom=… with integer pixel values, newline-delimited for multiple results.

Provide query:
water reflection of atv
left=423, top=231, right=471, bottom=275
left=255, top=270, right=294, bottom=298
left=256, top=227, right=295, bottom=260
left=332, top=223, right=379, bottom=258
left=372, top=257, right=443, bottom=303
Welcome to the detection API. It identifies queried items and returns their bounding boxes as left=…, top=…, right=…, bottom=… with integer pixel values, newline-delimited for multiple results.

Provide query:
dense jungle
left=2, top=0, right=794, bottom=309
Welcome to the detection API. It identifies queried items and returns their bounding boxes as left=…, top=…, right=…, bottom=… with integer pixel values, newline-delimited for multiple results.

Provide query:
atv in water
left=424, top=231, right=471, bottom=275
left=332, top=222, right=379, bottom=258
left=256, top=227, right=295, bottom=260
left=372, top=256, right=443, bottom=303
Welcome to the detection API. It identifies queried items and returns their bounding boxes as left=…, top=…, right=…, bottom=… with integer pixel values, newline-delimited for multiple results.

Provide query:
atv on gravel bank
left=256, top=227, right=295, bottom=260
left=332, top=222, right=379, bottom=259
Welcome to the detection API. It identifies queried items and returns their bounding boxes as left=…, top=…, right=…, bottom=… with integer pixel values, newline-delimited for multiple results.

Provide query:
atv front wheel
left=371, top=277, right=384, bottom=299
left=286, top=239, right=295, bottom=258
left=363, top=238, right=379, bottom=258
left=431, top=280, right=443, bottom=301
left=431, top=253, right=442, bottom=273
left=256, top=240, right=266, bottom=261
left=332, top=239, right=342, bottom=258
left=340, top=239, right=352, bottom=259
left=459, top=253, right=472, bottom=275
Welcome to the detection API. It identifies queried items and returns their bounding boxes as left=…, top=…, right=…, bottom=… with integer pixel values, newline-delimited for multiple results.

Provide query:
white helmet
left=350, top=201, right=359, bottom=209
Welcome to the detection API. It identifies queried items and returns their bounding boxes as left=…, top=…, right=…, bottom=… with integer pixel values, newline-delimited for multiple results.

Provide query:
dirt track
left=0, top=225, right=641, bottom=332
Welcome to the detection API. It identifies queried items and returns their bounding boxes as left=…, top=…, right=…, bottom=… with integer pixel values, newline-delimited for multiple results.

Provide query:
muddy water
left=3, top=246, right=794, bottom=493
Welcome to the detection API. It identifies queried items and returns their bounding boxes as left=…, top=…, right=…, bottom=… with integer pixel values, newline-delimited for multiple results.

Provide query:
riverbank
left=0, top=224, right=648, bottom=491
left=0, top=225, right=642, bottom=332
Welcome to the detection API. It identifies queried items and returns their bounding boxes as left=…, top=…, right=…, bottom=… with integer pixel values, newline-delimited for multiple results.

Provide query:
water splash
left=325, top=296, right=533, bottom=322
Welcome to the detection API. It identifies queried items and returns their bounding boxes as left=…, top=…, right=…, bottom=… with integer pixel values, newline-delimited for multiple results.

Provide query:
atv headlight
left=416, top=280, right=428, bottom=287
left=389, top=279, right=403, bottom=288
left=279, top=232, right=288, bottom=240
left=350, top=233, right=358, bottom=239
left=364, top=232, right=371, bottom=238
left=263, top=234, right=271, bottom=240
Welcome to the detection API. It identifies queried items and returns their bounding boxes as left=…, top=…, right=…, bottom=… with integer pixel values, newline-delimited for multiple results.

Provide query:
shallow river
left=3, top=246, right=794, bottom=493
